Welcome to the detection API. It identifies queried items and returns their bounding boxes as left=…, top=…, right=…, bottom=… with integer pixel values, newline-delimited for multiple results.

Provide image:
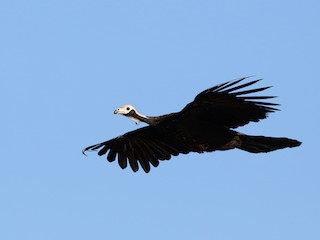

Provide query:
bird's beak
left=114, top=109, right=119, bottom=114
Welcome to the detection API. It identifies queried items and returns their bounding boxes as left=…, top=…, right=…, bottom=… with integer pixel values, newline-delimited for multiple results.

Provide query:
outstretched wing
left=179, top=77, right=279, bottom=128
left=82, top=126, right=189, bottom=173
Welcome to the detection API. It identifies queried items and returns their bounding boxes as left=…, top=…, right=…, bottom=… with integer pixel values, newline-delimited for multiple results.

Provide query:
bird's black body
left=83, top=77, right=301, bottom=172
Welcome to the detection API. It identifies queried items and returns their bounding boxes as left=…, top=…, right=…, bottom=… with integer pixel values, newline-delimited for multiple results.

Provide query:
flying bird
left=83, top=77, right=301, bottom=173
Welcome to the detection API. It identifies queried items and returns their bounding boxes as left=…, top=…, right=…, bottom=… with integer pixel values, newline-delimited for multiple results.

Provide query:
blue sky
left=1, top=0, right=319, bottom=239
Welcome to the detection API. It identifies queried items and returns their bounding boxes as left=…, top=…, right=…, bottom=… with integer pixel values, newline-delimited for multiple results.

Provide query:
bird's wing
left=179, top=77, right=279, bottom=128
left=82, top=126, right=189, bottom=173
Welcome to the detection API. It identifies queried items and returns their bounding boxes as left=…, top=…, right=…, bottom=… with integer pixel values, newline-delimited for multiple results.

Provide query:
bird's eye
left=126, top=107, right=130, bottom=111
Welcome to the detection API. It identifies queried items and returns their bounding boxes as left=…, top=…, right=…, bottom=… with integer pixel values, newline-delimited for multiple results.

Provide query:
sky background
left=1, top=0, right=319, bottom=239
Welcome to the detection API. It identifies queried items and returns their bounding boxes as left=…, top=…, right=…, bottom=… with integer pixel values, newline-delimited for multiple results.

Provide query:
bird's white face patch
left=114, top=104, right=140, bottom=124
left=114, top=104, right=136, bottom=115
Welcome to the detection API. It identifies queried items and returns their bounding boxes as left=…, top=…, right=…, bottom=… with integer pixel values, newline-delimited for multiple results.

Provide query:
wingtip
left=238, top=75, right=262, bottom=82
left=82, top=148, right=88, bottom=156
left=243, top=75, right=256, bottom=79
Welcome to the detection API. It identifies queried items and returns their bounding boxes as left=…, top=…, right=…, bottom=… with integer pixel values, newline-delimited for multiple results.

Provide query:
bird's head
left=114, top=104, right=141, bottom=125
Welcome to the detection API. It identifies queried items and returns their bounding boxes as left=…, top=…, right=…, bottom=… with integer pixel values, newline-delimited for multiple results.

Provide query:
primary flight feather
left=83, top=77, right=301, bottom=173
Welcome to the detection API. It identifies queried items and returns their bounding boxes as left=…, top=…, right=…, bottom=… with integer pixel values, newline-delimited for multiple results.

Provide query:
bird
left=82, top=77, right=301, bottom=173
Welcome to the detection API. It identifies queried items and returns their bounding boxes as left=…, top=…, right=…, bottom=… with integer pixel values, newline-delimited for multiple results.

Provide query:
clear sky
left=1, top=0, right=319, bottom=239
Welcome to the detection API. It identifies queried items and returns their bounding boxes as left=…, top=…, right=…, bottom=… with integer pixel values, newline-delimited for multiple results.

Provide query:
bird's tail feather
left=238, top=135, right=301, bottom=153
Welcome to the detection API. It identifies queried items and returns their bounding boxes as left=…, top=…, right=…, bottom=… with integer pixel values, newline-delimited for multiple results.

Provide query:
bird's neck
left=132, top=111, right=158, bottom=125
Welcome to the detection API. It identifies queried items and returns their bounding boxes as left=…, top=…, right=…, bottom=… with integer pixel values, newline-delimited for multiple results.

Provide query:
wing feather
left=83, top=126, right=187, bottom=173
left=133, top=139, right=151, bottom=173
left=118, top=144, right=127, bottom=169
left=127, top=140, right=139, bottom=172
left=221, top=79, right=261, bottom=93
left=146, top=140, right=170, bottom=160
left=136, top=139, right=160, bottom=167
left=231, top=86, right=271, bottom=96
left=180, top=77, right=279, bottom=128
left=106, top=143, right=117, bottom=162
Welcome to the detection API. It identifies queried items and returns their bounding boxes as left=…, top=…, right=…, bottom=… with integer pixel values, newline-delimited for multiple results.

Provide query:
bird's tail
left=238, top=135, right=301, bottom=153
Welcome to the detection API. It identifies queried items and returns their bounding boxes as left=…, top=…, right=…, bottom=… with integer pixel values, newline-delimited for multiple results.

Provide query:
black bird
left=83, top=77, right=301, bottom=173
